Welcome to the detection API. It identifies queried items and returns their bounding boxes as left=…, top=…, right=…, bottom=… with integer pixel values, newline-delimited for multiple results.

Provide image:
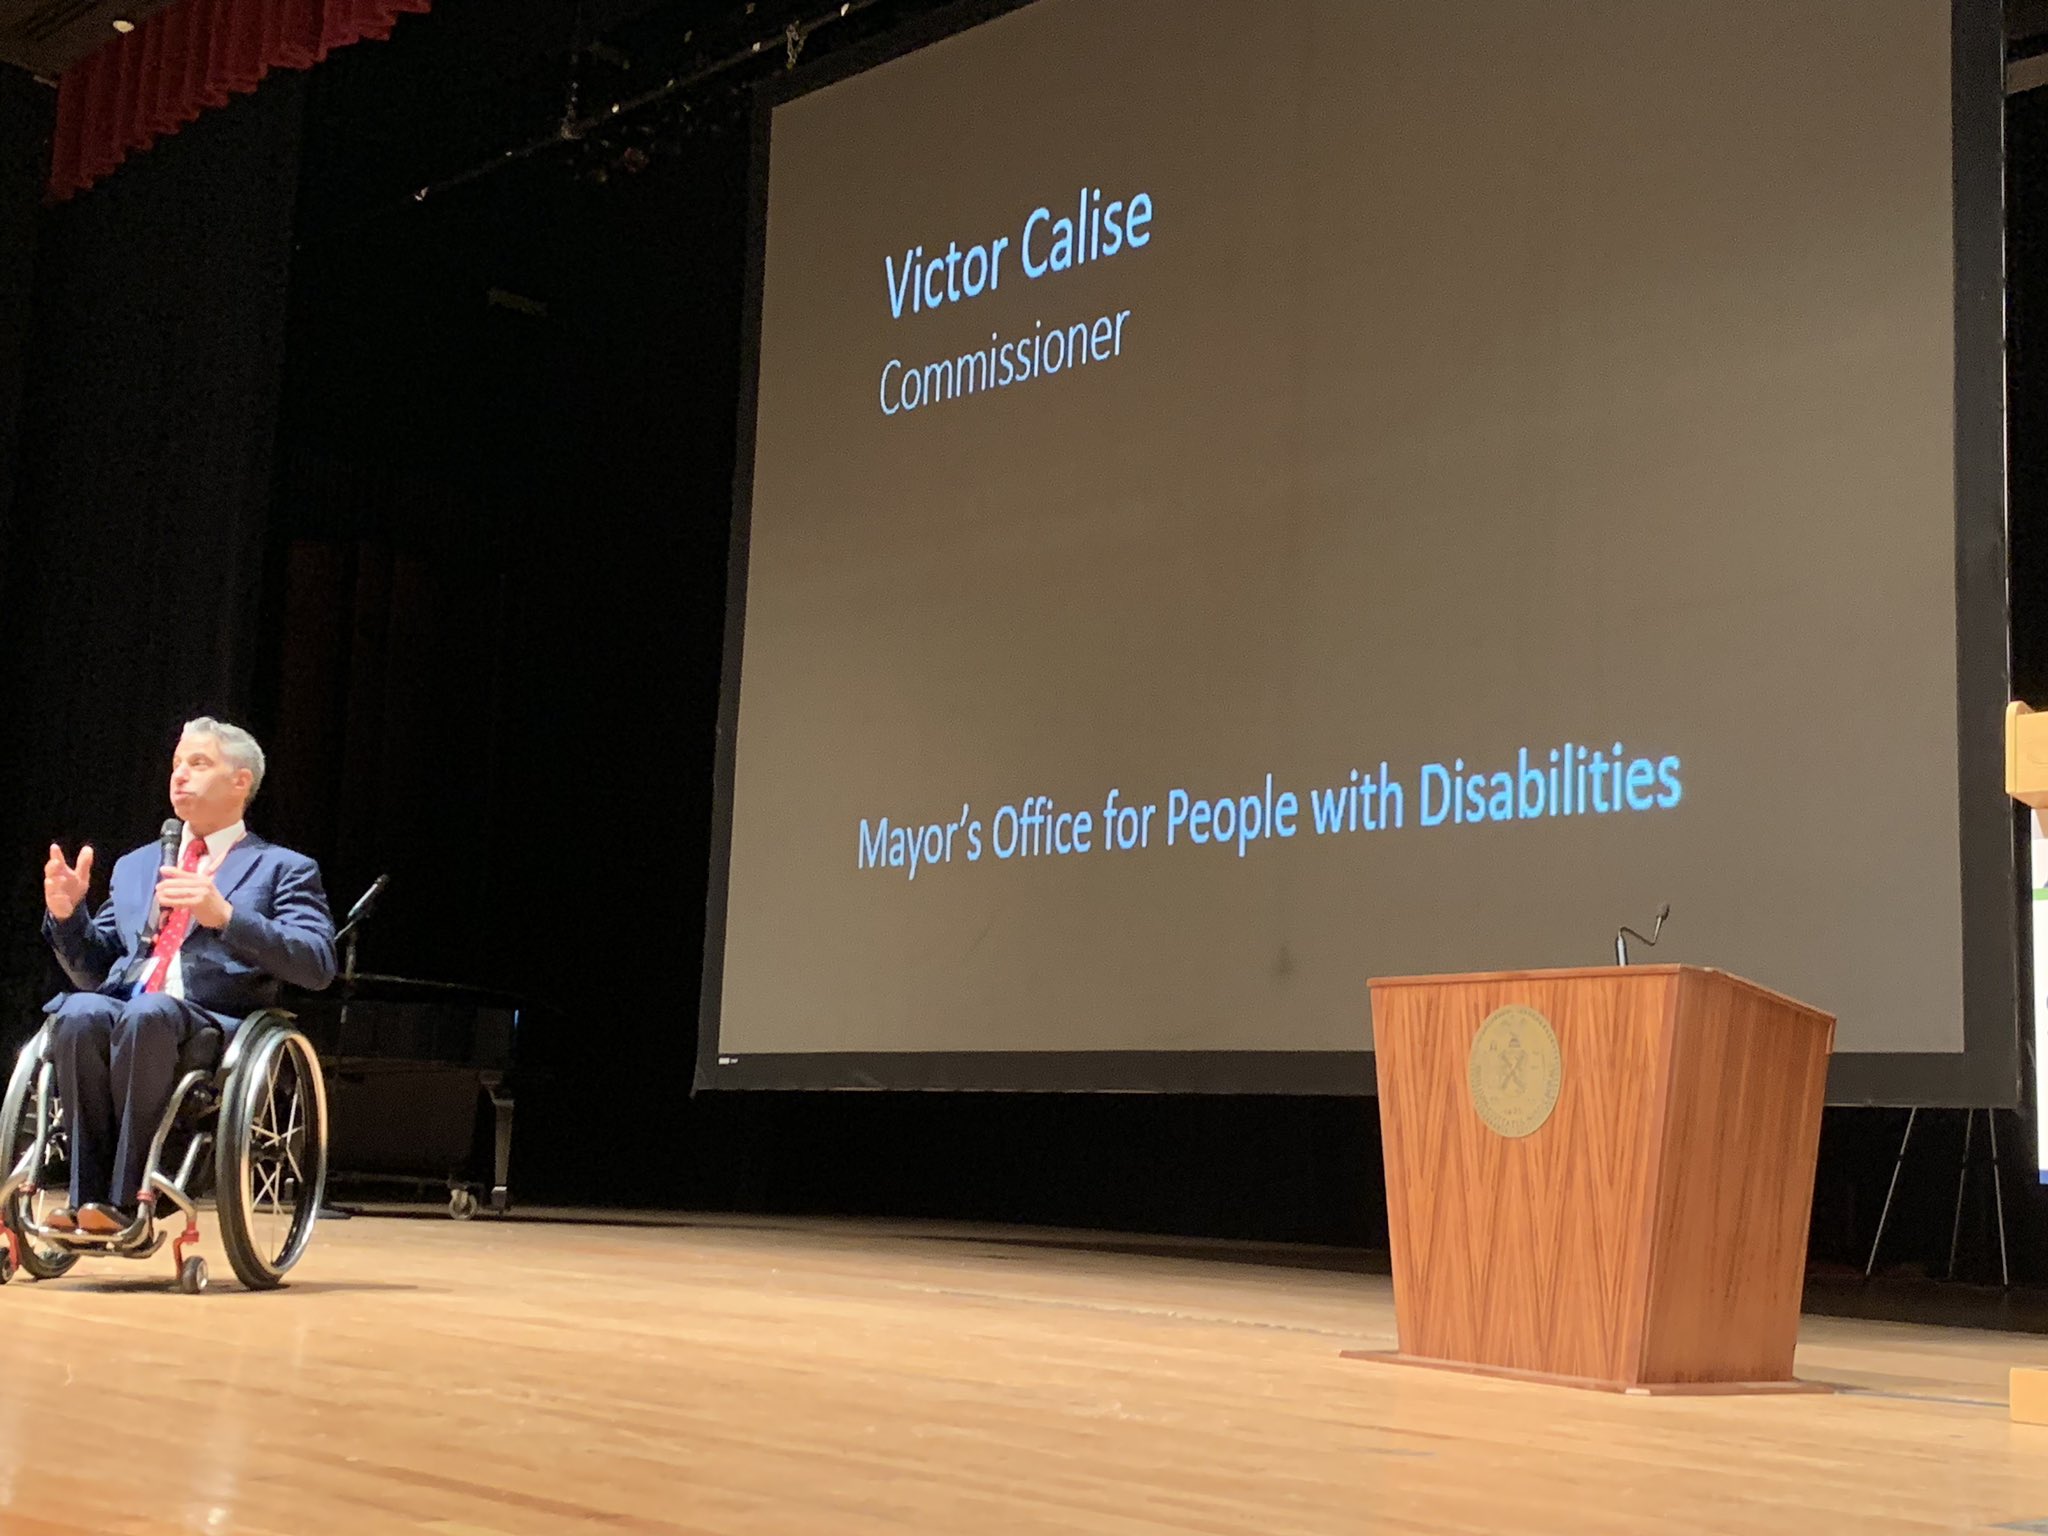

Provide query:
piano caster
left=448, top=1187, right=480, bottom=1221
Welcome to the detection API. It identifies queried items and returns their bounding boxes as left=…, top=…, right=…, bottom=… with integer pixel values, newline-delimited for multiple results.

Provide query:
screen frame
left=697, top=0, right=2020, bottom=1106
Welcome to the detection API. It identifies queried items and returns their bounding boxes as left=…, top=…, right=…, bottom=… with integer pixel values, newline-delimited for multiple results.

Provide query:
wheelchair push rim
left=215, top=1026, right=327, bottom=1290
left=0, top=1034, right=78, bottom=1281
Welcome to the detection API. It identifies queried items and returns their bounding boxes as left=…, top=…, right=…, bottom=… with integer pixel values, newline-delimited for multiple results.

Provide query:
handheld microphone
left=140, top=823, right=184, bottom=946
left=136, top=816, right=184, bottom=953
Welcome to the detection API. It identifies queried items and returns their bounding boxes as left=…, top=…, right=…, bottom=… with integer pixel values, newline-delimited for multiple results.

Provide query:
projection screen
left=700, top=0, right=2016, bottom=1102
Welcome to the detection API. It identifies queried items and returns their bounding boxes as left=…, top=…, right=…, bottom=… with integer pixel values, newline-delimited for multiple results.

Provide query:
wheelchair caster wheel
left=178, top=1256, right=208, bottom=1295
left=448, top=1188, right=479, bottom=1221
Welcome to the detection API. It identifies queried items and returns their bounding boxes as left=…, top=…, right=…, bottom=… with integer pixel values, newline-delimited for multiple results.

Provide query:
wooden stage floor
left=5, top=1212, right=2048, bottom=1534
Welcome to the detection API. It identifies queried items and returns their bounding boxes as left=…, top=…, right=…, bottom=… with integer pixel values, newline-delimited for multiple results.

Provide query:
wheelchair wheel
left=214, top=1025, right=327, bottom=1290
left=0, top=1034, right=78, bottom=1282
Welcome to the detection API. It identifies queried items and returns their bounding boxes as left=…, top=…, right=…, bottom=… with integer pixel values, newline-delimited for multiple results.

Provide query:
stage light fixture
left=111, top=18, right=136, bottom=33
left=378, top=0, right=884, bottom=216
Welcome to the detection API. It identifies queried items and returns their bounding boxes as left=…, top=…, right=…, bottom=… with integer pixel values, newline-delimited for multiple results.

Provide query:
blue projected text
left=855, top=742, right=1686, bottom=880
left=874, top=184, right=1157, bottom=420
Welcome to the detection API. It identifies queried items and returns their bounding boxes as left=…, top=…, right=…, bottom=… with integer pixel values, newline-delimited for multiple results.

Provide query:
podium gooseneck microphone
left=1613, top=902, right=1670, bottom=966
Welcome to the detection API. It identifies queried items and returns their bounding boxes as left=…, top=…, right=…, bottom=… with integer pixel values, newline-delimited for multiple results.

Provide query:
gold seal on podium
left=1468, top=1005, right=1562, bottom=1138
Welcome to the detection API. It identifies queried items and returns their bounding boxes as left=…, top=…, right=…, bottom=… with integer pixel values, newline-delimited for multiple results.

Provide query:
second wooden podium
left=1364, top=965, right=1834, bottom=1393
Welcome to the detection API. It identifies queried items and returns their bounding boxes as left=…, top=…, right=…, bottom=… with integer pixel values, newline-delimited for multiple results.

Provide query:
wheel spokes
left=217, top=1035, right=324, bottom=1283
left=240, top=1042, right=317, bottom=1268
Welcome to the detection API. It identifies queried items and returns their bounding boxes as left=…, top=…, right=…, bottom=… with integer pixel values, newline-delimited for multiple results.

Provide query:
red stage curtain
left=49, top=0, right=430, bottom=201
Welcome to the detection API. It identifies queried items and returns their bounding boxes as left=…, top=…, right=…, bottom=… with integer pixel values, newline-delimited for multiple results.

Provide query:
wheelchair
left=0, top=1008, right=328, bottom=1293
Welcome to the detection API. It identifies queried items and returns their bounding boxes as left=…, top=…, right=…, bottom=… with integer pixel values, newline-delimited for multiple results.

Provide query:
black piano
left=286, top=971, right=518, bottom=1218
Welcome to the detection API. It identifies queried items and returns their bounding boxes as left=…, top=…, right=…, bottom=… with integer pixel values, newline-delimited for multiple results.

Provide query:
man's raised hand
left=43, top=843, right=93, bottom=922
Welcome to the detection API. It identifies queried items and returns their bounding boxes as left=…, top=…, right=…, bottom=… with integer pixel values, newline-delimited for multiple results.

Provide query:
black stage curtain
left=256, top=453, right=512, bottom=981
left=0, top=68, right=51, bottom=584
left=0, top=78, right=303, bottom=1025
left=0, top=6, right=2035, bottom=1269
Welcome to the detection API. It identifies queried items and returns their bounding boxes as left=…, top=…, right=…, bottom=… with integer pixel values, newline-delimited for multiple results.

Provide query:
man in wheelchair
left=1, top=717, right=337, bottom=1290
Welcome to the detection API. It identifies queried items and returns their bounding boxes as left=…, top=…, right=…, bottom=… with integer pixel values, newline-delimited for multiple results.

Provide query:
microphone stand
left=336, top=922, right=363, bottom=985
left=319, top=875, right=390, bottom=1224
left=333, top=872, right=388, bottom=985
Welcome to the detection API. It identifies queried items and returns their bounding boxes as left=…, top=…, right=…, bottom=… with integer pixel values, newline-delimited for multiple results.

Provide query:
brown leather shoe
left=75, top=1204, right=127, bottom=1236
left=41, top=1206, right=76, bottom=1232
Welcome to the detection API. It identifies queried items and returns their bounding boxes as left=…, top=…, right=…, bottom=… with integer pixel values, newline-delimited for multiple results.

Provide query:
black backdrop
left=0, top=67, right=47, bottom=600
left=0, top=72, right=303, bottom=1022
left=0, top=0, right=2043, bottom=1278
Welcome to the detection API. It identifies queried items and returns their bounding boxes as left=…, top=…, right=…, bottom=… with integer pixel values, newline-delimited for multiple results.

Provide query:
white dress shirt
left=158, top=819, right=245, bottom=1001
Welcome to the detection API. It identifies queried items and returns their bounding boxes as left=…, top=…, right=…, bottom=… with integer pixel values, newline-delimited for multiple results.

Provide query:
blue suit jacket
left=43, top=832, right=338, bottom=1028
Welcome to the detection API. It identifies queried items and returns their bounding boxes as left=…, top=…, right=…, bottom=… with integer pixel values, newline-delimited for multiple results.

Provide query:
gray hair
left=182, top=716, right=267, bottom=803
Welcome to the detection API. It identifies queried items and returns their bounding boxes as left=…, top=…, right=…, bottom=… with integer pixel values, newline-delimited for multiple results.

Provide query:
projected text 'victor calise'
left=877, top=184, right=1152, bottom=417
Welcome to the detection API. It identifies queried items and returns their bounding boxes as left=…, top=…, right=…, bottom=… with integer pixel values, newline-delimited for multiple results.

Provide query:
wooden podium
left=1360, top=965, right=1834, bottom=1393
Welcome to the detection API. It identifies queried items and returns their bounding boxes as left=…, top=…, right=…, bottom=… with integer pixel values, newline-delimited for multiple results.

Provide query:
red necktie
left=143, top=836, right=207, bottom=995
